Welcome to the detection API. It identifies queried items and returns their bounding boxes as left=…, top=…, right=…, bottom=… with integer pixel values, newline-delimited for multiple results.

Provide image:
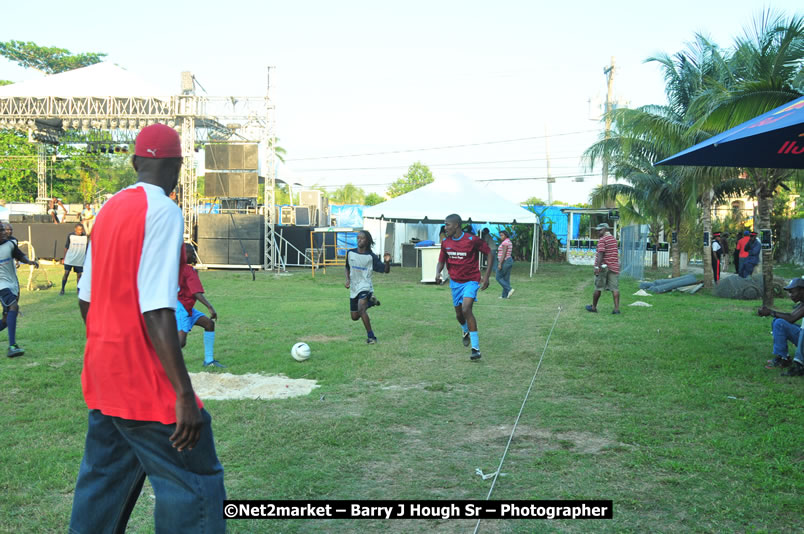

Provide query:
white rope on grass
left=473, top=305, right=562, bottom=534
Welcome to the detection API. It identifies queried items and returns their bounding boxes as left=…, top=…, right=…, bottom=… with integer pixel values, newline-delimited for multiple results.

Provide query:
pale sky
left=2, top=1, right=801, bottom=205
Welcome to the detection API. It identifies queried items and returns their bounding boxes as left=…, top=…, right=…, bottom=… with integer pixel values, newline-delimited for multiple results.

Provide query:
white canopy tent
left=0, top=62, right=169, bottom=97
left=362, top=175, right=541, bottom=276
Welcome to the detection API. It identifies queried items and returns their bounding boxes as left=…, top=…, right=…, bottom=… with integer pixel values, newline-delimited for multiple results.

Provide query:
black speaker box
left=294, top=206, right=310, bottom=226
left=242, top=172, right=258, bottom=197
left=204, top=173, right=227, bottom=197
left=228, top=239, right=261, bottom=265
left=228, top=214, right=262, bottom=240
left=197, top=238, right=229, bottom=264
left=205, top=145, right=229, bottom=170
left=197, top=214, right=229, bottom=239
left=205, top=144, right=259, bottom=170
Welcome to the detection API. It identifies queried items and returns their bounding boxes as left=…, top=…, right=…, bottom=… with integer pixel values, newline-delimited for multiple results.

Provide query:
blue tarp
left=524, top=206, right=580, bottom=245
left=331, top=205, right=363, bottom=256
left=331, top=204, right=364, bottom=227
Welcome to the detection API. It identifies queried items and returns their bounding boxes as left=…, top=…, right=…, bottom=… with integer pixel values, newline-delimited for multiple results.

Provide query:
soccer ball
left=291, top=342, right=311, bottom=362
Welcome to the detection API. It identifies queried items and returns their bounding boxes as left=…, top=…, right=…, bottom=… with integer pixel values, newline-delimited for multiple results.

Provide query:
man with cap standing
left=70, top=124, right=226, bottom=533
left=740, top=232, right=761, bottom=278
left=758, top=277, right=804, bottom=376
left=586, top=222, right=620, bottom=314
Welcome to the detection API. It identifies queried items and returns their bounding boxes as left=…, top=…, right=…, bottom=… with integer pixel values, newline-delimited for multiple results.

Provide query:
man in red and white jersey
left=586, top=222, right=621, bottom=315
left=435, top=214, right=492, bottom=361
left=70, top=124, right=225, bottom=533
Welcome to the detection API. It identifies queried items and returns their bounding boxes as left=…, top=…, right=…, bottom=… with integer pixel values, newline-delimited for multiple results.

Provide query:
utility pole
left=544, top=125, right=553, bottom=205
left=603, top=57, right=615, bottom=206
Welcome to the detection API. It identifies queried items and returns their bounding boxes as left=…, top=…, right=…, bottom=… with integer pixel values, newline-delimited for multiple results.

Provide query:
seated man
left=758, top=277, right=804, bottom=376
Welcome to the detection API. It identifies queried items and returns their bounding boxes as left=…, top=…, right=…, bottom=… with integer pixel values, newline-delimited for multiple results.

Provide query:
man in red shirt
left=435, top=214, right=492, bottom=361
left=586, top=222, right=621, bottom=314
left=70, top=124, right=225, bottom=533
left=735, top=230, right=750, bottom=275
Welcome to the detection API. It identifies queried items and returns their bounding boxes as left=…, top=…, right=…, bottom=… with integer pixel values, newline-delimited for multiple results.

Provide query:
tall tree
left=693, top=11, right=804, bottom=304
left=646, top=35, right=734, bottom=288
left=0, top=40, right=106, bottom=74
left=329, top=183, right=365, bottom=204
left=387, top=162, right=434, bottom=198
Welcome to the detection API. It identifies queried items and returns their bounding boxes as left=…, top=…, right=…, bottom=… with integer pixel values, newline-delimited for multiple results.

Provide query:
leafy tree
left=364, top=192, right=385, bottom=206
left=329, top=183, right=365, bottom=205
left=0, top=80, right=12, bottom=86
left=522, top=197, right=547, bottom=206
left=0, top=130, right=37, bottom=201
left=387, top=162, right=434, bottom=198
left=0, top=40, right=106, bottom=74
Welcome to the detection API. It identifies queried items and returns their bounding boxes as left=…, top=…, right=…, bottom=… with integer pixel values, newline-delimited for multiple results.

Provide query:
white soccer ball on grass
left=291, top=342, right=311, bottom=362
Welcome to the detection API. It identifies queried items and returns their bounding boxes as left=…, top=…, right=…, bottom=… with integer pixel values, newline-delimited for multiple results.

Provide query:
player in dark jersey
left=345, top=230, right=391, bottom=344
left=435, top=214, right=492, bottom=361
left=0, top=222, right=40, bottom=357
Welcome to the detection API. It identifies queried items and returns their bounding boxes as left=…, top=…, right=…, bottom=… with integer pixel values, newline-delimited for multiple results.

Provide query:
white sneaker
left=507, top=288, right=515, bottom=298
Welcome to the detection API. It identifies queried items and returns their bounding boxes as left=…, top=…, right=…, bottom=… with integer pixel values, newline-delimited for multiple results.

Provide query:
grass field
left=1, top=262, right=802, bottom=533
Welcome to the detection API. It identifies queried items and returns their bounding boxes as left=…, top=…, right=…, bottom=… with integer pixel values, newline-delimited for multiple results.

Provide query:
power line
left=286, top=129, right=599, bottom=161
left=292, top=156, right=584, bottom=172
left=303, top=173, right=598, bottom=189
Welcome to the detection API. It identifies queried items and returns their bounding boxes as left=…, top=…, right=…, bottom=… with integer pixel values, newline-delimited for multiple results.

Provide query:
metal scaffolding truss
left=0, top=88, right=278, bottom=269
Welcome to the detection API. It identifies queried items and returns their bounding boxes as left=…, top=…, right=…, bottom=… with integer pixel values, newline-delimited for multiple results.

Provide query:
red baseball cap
left=134, top=123, right=182, bottom=159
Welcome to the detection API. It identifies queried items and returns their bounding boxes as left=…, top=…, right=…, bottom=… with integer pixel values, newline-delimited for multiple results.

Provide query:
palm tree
left=586, top=126, right=690, bottom=277
left=329, top=183, right=365, bottom=205
left=644, top=37, right=736, bottom=288
left=693, top=11, right=804, bottom=304
left=588, top=34, right=753, bottom=287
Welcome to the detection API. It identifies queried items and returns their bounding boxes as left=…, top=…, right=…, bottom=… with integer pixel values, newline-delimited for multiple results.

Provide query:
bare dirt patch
left=303, top=334, right=350, bottom=343
left=464, top=424, right=625, bottom=454
left=189, top=372, right=319, bottom=400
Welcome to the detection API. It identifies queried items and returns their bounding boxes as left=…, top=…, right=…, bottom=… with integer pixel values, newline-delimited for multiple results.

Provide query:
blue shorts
left=175, top=304, right=205, bottom=333
left=450, top=280, right=479, bottom=307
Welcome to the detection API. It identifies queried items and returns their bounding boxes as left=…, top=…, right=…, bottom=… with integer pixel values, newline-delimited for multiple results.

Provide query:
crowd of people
left=710, top=230, right=762, bottom=281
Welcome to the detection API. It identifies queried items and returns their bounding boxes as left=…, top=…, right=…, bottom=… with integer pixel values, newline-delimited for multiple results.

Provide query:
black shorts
left=64, top=265, right=84, bottom=274
left=349, top=291, right=372, bottom=312
left=0, top=288, right=19, bottom=311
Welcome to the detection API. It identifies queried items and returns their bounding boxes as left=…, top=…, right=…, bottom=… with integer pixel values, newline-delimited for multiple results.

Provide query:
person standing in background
left=61, top=223, right=88, bottom=295
left=481, top=228, right=499, bottom=276
left=586, top=223, right=621, bottom=315
left=736, top=230, right=750, bottom=275
left=495, top=230, right=514, bottom=299
left=711, top=232, right=722, bottom=283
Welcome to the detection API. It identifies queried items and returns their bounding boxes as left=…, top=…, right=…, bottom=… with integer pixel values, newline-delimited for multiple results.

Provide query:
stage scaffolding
left=0, top=69, right=281, bottom=270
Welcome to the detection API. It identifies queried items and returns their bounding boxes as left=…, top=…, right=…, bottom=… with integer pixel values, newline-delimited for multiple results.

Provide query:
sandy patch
left=189, top=372, right=319, bottom=400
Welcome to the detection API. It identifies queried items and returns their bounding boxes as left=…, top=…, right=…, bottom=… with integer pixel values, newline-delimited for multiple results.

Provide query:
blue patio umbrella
left=656, top=95, right=804, bottom=169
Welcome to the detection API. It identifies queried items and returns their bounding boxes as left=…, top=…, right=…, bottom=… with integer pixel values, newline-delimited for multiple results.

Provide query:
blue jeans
left=740, top=259, right=757, bottom=278
left=772, top=318, right=800, bottom=359
left=70, top=409, right=226, bottom=534
left=496, top=257, right=513, bottom=297
left=489, top=253, right=498, bottom=275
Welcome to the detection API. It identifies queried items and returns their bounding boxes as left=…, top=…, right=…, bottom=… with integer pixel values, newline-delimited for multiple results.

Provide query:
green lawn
left=1, top=262, right=802, bottom=533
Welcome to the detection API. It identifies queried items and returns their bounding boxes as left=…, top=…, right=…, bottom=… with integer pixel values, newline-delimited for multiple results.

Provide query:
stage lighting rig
left=29, top=118, right=63, bottom=146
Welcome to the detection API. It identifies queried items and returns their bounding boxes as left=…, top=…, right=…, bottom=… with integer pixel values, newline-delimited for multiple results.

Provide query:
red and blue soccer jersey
left=439, top=232, right=491, bottom=283
left=77, top=182, right=203, bottom=424
left=179, top=264, right=205, bottom=313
